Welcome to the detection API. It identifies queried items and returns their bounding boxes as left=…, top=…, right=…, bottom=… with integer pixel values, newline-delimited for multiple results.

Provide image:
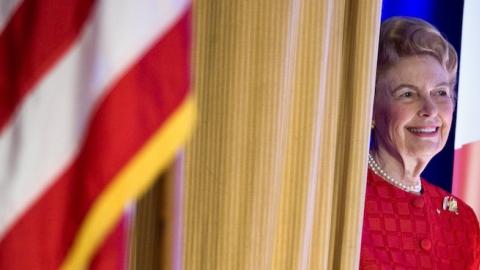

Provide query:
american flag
left=0, top=0, right=193, bottom=269
left=453, top=0, right=480, bottom=221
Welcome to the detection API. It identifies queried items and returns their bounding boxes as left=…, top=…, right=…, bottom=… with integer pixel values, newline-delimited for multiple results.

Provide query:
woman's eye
left=433, top=89, right=449, bottom=97
left=399, top=91, right=414, bottom=98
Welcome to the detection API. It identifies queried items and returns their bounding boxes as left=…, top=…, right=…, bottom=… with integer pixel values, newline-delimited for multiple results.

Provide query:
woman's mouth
left=406, top=127, right=439, bottom=137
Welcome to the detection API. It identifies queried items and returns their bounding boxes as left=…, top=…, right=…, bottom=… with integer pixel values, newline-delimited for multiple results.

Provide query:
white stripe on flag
left=0, top=0, right=189, bottom=239
left=0, top=0, right=23, bottom=33
left=455, top=0, right=480, bottom=149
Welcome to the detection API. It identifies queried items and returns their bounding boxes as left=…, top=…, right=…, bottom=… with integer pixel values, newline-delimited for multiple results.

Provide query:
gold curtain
left=132, top=0, right=382, bottom=269
left=183, top=0, right=382, bottom=269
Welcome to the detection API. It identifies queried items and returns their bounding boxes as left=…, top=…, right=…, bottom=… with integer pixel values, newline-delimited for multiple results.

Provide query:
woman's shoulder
left=422, top=178, right=479, bottom=228
left=422, top=179, right=470, bottom=207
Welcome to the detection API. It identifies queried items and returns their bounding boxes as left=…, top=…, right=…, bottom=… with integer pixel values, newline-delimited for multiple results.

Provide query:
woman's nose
left=418, top=96, right=438, bottom=117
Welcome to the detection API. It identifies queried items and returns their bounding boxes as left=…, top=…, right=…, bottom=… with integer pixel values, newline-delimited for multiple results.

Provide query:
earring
left=371, top=121, right=375, bottom=129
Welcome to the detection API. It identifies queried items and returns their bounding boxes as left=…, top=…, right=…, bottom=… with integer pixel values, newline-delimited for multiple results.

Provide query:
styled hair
left=376, top=17, right=458, bottom=90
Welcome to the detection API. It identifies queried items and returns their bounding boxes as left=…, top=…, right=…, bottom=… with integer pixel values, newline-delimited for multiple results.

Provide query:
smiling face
left=373, top=55, right=454, bottom=161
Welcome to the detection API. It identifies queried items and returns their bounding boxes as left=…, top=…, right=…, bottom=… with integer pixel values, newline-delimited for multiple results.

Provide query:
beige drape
left=132, top=0, right=382, bottom=269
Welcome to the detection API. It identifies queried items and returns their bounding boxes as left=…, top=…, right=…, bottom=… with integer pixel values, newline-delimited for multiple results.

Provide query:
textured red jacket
left=361, top=169, right=480, bottom=269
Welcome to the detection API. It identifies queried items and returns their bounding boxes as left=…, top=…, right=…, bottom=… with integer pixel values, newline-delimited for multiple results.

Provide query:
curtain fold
left=182, top=0, right=382, bottom=269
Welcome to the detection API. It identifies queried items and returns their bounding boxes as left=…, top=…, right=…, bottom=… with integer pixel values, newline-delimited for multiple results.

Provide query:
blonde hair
left=376, top=17, right=458, bottom=89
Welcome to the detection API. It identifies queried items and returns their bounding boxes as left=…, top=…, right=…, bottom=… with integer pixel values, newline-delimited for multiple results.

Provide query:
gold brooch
left=442, top=196, right=459, bottom=215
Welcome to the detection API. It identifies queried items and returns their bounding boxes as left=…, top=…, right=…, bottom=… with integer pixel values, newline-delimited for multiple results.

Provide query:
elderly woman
left=361, top=17, right=480, bottom=269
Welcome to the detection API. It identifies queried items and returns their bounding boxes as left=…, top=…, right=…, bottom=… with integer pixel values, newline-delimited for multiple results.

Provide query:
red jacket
left=361, top=169, right=480, bottom=269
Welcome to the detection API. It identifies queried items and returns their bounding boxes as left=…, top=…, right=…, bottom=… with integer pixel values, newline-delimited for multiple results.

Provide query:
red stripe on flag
left=0, top=9, right=190, bottom=270
left=0, top=0, right=96, bottom=132
left=453, top=140, right=480, bottom=219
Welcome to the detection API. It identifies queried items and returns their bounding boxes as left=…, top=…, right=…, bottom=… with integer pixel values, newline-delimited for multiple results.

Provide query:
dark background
left=380, top=0, right=465, bottom=192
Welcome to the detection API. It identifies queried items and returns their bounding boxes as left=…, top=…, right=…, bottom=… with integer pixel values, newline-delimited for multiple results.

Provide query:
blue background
left=380, top=0, right=465, bottom=192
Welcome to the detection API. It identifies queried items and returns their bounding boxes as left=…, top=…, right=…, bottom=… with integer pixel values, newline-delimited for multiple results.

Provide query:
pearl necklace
left=368, top=153, right=422, bottom=193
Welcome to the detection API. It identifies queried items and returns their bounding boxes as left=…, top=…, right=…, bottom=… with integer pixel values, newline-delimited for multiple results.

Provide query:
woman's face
left=373, top=55, right=454, bottom=160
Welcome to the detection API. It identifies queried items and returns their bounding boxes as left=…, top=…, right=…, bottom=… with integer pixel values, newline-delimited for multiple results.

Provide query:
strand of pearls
left=368, top=153, right=422, bottom=193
